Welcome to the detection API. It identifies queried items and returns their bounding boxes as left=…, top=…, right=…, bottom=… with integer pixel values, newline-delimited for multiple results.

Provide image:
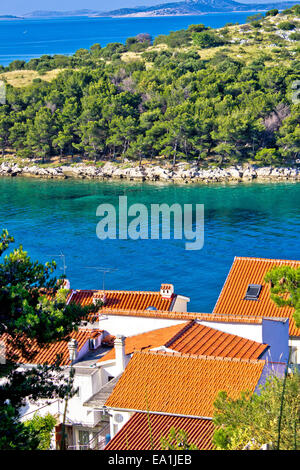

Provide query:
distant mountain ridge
left=24, top=1, right=298, bottom=18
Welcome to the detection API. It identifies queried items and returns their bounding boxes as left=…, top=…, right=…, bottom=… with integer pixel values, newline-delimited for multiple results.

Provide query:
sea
left=1, top=178, right=299, bottom=312
left=0, top=12, right=263, bottom=66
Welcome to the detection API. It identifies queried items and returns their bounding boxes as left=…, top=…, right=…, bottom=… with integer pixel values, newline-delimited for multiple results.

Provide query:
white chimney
left=114, top=335, right=126, bottom=374
left=160, top=283, right=174, bottom=299
left=68, top=338, right=78, bottom=362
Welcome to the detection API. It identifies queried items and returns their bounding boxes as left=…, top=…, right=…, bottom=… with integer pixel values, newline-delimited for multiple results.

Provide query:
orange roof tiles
left=1, top=329, right=102, bottom=366
left=99, top=321, right=268, bottom=363
left=70, top=289, right=174, bottom=312
left=105, top=412, right=215, bottom=450
left=98, top=322, right=190, bottom=363
left=168, top=322, right=268, bottom=360
left=213, top=257, right=300, bottom=337
left=105, top=351, right=265, bottom=418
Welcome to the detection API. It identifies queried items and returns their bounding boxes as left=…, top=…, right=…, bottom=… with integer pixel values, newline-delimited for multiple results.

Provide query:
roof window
left=244, top=284, right=262, bottom=300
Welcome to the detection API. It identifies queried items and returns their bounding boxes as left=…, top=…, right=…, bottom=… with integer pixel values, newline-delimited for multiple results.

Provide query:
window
left=78, top=430, right=89, bottom=450
left=244, top=284, right=262, bottom=300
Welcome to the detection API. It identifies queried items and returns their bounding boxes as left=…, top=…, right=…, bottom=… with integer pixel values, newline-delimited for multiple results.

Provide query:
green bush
left=265, top=9, right=279, bottom=17
left=192, top=31, right=225, bottom=48
left=24, top=414, right=57, bottom=450
left=290, top=32, right=300, bottom=41
left=278, top=22, right=296, bottom=31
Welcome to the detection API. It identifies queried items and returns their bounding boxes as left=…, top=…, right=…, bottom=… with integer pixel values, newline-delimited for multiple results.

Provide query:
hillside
left=24, top=1, right=299, bottom=18
left=0, top=5, right=299, bottom=172
left=103, top=0, right=298, bottom=17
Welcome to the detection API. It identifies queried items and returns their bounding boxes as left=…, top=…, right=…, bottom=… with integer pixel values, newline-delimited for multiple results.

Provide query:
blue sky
left=0, top=0, right=288, bottom=15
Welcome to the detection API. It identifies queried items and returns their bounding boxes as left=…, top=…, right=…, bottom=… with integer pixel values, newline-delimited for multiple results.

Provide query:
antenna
left=47, top=252, right=67, bottom=276
left=84, top=266, right=117, bottom=291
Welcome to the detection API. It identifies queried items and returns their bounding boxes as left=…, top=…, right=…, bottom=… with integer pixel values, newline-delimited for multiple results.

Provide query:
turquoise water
left=0, top=13, right=262, bottom=66
left=1, top=177, right=299, bottom=312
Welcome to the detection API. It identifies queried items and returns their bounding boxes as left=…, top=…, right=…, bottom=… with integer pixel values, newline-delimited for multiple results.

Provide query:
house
left=213, top=256, right=300, bottom=364
left=102, top=349, right=285, bottom=448
left=2, top=262, right=295, bottom=451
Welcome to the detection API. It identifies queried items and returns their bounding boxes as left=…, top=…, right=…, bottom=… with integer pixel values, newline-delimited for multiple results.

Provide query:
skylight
left=244, top=284, right=262, bottom=301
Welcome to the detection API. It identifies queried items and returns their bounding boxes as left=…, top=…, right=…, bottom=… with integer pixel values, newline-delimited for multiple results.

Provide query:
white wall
left=109, top=410, right=132, bottom=439
left=198, top=320, right=263, bottom=343
left=97, top=315, right=186, bottom=337
left=289, top=337, right=300, bottom=364
left=171, top=295, right=190, bottom=313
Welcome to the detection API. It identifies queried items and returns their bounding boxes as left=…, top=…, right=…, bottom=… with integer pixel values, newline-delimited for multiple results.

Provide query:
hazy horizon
left=0, top=0, right=291, bottom=16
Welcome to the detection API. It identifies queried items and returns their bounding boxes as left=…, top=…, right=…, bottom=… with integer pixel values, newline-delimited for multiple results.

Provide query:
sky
left=0, top=0, right=290, bottom=15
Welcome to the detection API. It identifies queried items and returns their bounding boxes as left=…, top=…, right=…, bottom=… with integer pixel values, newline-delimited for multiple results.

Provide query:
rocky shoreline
left=1, top=161, right=300, bottom=184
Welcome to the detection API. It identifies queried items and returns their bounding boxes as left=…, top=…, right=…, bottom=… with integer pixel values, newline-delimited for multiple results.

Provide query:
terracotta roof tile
left=168, top=322, right=268, bottom=360
left=105, top=412, right=215, bottom=450
left=99, top=321, right=268, bottom=363
left=213, top=257, right=300, bottom=337
left=70, top=289, right=174, bottom=313
left=98, top=322, right=190, bottom=363
left=1, top=329, right=102, bottom=366
left=105, top=351, right=265, bottom=418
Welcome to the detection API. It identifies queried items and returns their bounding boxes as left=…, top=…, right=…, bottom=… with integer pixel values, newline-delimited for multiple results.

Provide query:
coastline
left=1, top=160, right=299, bottom=185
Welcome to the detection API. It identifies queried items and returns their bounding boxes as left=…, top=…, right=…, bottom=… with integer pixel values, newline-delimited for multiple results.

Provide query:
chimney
left=114, top=335, right=126, bottom=373
left=68, top=338, right=78, bottom=362
left=160, top=283, right=174, bottom=299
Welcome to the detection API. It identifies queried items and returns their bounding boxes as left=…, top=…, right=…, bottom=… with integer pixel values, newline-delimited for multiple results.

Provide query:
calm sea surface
left=1, top=177, right=299, bottom=312
left=0, top=12, right=262, bottom=66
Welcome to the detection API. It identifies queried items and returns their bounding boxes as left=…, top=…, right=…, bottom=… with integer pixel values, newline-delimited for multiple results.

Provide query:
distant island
left=0, top=15, right=22, bottom=19
left=23, top=1, right=299, bottom=18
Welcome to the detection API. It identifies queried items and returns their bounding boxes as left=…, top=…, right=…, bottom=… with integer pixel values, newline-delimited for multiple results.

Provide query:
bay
left=1, top=177, right=299, bottom=313
left=0, top=12, right=262, bottom=66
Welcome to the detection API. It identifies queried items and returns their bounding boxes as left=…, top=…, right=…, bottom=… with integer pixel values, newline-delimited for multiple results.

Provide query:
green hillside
left=0, top=5, right=299, bottom=167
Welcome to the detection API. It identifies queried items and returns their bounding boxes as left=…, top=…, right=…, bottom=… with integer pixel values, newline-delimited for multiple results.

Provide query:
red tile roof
left=99, top=321, right=268, bottom=363
left=105, top=412, right=215, bottom=450
left=213, top=257, right=300, bottom=337
left=1, top=329, right=102, bottom=366
left=105, top=351, right=265, bottom=418
left=98, top=322, right=191, bottom=363
left=168, top=322, right=268, bottom=360
left=69, top=289, right=174, bottom=313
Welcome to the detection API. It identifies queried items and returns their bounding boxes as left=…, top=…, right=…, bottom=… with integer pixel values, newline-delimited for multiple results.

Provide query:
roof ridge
left=76, top=289, right=162, bottom=295
left=99, top=308, right=288, bottom=323
left=135, top=349, right=266, bottom=365
left=164, top=320, right=195, bottom=348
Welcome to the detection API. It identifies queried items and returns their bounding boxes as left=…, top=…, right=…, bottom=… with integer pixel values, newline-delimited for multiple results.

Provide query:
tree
left=0, top=108, right=12, bottom=157
left=265, top=9, right=278, bottom=17
left=264, top=265, right=300, bottom=327
left=24, top=413, right=57, bottom=450
left=213, top=371, right=300, bottom=450
left=0, top=230, right=98, bottom=449
left=26, top=108, right=57, bottom=162
left=160, top=427, right=198, bottom=450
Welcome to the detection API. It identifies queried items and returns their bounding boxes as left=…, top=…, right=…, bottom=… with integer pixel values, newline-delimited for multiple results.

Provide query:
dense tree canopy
left=0, top=6, right=299, bottom=166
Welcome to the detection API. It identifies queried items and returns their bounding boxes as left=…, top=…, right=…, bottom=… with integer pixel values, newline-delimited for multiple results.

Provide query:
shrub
left=278, top=22, right=296, bottom=31
left=266, top=9, right=279, bottom=17
left=192, top=31, right=225, bottom=48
